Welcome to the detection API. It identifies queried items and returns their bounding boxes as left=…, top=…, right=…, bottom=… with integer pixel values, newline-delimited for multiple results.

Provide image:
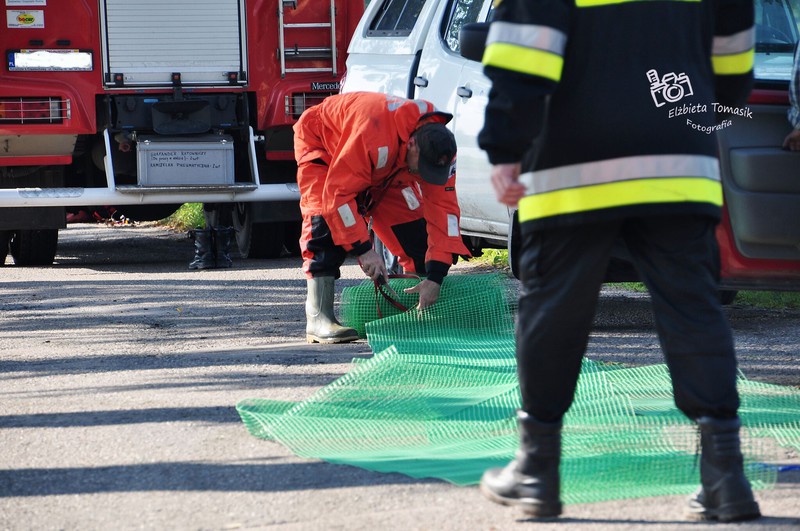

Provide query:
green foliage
left=734, top=290, right=800, bottom=310
left=159, top=203, right=205, bottom=230
left=471, top=248, right=509, bottom=268
left=477, top=255, right=800, bottom=310
left=618, top=282, right=648, bottom=293
left=616, top=283, right=800, bottom=310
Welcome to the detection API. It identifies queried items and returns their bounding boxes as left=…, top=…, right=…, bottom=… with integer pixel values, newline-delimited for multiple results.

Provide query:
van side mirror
left=459, top=22, right=489, bottom=63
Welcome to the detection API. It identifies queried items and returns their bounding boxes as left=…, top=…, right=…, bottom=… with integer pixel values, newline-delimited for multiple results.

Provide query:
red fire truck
left=0, top=0, right=364, bottom=265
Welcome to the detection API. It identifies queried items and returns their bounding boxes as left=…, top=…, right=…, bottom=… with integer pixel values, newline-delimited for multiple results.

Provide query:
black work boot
left=305, top=277, right=359, bottom=344
left=213, top=226, right=234, bottom=268
left=188, top=229, right=216, bottom=270
left=480, top=411, right=563, bottom=517
left=686, top=416, right=761, bottom=522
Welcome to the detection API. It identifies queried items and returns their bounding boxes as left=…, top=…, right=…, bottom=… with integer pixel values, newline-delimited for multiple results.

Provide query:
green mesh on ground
left=237, top=273, right=799, bottom=505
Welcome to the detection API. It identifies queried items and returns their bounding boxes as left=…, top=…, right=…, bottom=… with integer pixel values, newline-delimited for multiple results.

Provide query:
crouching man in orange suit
left=294, top=91, right=470, bottom=343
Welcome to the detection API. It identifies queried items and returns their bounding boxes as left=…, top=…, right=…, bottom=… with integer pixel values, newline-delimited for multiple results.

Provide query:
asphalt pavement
left=1, top=223, right=798, bottom=530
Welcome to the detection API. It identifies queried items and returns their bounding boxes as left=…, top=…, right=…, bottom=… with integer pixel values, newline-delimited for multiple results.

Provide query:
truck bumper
left=0, top=127, right=301, bottom=207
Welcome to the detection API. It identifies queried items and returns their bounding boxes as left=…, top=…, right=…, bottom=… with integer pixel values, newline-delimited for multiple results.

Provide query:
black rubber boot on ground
left=213, top=226, right=234, bottom=268
left=305, top=277, right=360, bottom=344
left=188, top=229, right=216, bottom=270
left=480, top=411, right=563, bottom=518
left=686, top=416, right=761, bottom=522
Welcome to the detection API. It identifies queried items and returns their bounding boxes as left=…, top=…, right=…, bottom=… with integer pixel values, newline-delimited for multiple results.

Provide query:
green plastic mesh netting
left=237, top=273, right=800, bottom=505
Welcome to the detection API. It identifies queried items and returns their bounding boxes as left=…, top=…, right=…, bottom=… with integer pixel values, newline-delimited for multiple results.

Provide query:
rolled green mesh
left=237, top=273, right=799, bottom=504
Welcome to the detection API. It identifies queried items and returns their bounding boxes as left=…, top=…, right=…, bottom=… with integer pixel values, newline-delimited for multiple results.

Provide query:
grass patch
left=471, top=251, right=800, bottom=310
left=159, top=203, right=205, bottom=230
left=618, top=282, right=648, bottom=293
left=733, top=290, right=800, bottom=310
left=467, top=248, right=513, bottom=276
left=472, top=248, right=509, bottom=269
left=616, top=282, right=800, bottom=309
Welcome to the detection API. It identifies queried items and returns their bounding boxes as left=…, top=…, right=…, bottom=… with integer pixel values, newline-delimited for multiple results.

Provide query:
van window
left=367, top=0, right=426, bottom=36
left=443, top=0, right=486, bottom=54
left=754, top=0, right=799, bottom=81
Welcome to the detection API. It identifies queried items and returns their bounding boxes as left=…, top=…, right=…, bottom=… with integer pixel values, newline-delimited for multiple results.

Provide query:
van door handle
left=457, top=86, right=473, bottom=98
left=413, top=76, right=429, bottom=88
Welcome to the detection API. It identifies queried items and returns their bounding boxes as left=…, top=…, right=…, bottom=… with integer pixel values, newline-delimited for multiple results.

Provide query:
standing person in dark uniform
left=476, top=0, right=759, bottom=522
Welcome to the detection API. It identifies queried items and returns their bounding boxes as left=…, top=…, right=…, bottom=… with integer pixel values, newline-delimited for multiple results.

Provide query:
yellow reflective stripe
left=517, top=178, right=722, bottom=221
left=577, top=0, right=700, bottom=6
left=712, top=49, right=754, bottom=75
left=483, top=43, right=563, bottom=82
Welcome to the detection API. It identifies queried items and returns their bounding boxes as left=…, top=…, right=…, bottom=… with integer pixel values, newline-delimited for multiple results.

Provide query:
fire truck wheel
left=9, top=229, right=59, bottom=266
left=283, top=221, right=302, bottom=256
left=232, top=203, right=284, bottom=259
left=0, top=230, right=10, bottom=265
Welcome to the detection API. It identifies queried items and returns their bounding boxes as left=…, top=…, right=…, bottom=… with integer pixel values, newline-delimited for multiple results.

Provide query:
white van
left=342, top=1, right=504, bottom=250
left=342, top=0, right=800, bottom=293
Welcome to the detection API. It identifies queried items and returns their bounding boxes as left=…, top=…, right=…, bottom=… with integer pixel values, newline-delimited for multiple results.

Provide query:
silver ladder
left=278, top=0, right=338, bottom=78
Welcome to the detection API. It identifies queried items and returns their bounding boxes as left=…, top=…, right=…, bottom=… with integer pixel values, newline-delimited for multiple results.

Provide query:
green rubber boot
left=305, top=277, right=359, bottom=344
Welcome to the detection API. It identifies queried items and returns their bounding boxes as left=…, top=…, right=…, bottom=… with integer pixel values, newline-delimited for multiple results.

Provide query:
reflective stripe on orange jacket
left=368, top=169, right=469, bottom=268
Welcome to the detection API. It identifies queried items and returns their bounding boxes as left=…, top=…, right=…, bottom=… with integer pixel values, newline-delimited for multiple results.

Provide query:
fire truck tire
left=283, top=221, right=302, bottom=256
left=240, top=222, right=284, bottom=259
left=0, top=230, right=10, bottom=265
left=9, top=229, right=59, bottom=266
left=232, top=203, right=284, bottom=259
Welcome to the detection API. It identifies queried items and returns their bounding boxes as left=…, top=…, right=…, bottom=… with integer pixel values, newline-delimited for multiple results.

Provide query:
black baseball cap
left=414, top=122, right=457, bottom=185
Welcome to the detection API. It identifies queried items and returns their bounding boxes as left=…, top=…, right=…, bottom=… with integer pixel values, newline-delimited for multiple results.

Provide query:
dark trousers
left=516, top=215, right=740, bottom=423
left=301, top=213, right=428, bottom=279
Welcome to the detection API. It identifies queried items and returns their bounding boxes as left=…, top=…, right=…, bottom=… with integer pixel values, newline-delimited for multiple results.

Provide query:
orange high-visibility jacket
left=294, top=91, right=468, bottom=265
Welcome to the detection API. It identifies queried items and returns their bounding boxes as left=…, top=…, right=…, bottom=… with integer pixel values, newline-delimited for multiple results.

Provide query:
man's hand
left=491, top=162, right=526, bottom=207
left=357, top=249, right=388, bottom=282
left=404, top=279, right=441, bottom=309
left=783, top=129, right=800, bottom=151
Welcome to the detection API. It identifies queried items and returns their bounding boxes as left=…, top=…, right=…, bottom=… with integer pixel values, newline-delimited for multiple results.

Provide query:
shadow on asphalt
left=0, top=346, right=368, bottom=376
left=0, top=461, right=437, bottom=496
left=0, top=406, right=243, bottom=428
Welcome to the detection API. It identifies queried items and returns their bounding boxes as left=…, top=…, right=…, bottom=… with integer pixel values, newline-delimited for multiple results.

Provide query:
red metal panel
left=717, top=207, right=800, bottom=286
left=0, top=155, right=72, bottom=166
